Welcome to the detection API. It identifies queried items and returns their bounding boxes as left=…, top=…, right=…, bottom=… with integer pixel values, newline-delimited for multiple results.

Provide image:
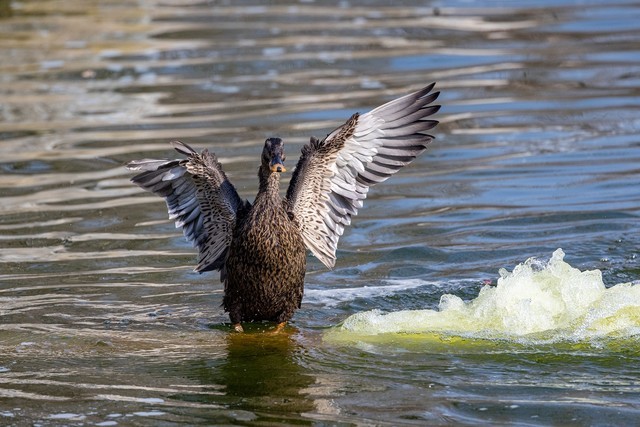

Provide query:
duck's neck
left=256, top=166, right=281, bottom=205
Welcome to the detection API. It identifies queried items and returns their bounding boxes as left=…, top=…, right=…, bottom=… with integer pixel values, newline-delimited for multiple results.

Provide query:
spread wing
left=285, top=83, right=440, bottom=268
left=126, top=140, right=247, bottom=273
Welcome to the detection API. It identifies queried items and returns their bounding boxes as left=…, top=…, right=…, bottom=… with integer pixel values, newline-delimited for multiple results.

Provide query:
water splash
left=331, top=249, right=640, bottom=344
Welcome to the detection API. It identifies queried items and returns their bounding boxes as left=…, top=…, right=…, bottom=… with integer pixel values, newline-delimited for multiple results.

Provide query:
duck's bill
left=270, top=159, right=286, bottom=173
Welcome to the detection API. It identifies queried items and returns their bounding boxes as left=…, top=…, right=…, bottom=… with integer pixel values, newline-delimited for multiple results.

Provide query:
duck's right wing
left=126, top=140, right=247, bottom=273
left=286, top=84, right=440, bottom=269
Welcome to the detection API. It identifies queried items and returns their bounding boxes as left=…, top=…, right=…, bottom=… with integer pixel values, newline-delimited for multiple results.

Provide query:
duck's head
left=262, top=137, right=286, bottom=173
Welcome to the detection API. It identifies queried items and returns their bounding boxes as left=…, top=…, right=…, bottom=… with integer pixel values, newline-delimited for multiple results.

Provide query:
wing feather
left=127, top=140, right=246, bottom=273
left=286, top=84, right=440, bottom=268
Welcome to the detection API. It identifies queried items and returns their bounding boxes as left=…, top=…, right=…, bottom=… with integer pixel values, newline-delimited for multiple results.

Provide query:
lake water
left=1, top=0, right=640, bottom=425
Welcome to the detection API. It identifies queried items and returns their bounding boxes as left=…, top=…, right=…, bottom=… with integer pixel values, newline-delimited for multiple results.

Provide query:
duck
left=126, top=83, right=440, bottom=332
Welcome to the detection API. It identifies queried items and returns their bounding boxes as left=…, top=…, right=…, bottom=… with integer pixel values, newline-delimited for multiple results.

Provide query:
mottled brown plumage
left=224, top=139, right=306, bottom=327
left=126, top=84, right=440, bottom=331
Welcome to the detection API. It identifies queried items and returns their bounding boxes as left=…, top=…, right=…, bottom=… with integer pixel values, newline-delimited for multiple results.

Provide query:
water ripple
left=1, top=0, right=640, bottom=425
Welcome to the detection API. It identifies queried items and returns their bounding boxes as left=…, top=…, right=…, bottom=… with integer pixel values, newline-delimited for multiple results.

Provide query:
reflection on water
left=175, top=331, right=315, bottom=423
left=1, top=0, right=640, bottom=425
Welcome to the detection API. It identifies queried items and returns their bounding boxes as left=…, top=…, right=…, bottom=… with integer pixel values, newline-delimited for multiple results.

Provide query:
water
left=1, top=0, right=640, bottom=425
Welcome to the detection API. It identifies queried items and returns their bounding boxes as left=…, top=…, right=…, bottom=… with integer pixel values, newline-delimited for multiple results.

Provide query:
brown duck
left=127, top=83, right=440, bottom=332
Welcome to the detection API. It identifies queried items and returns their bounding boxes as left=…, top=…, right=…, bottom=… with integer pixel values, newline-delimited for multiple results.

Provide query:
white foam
left=133, top=410, right=165, bottom=417
left=332, top=249, right=640, bottom=343
left=48, top=413, right=86, bottom=420
left=305, top=279, right=440, bottom=307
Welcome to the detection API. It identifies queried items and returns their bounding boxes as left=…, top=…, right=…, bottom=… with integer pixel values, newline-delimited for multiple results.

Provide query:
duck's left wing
left=286, top=83, right=440, bottom=269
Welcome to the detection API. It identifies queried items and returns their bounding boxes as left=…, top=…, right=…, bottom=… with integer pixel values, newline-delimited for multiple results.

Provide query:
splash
left=330, top=249, right=640, bottom=344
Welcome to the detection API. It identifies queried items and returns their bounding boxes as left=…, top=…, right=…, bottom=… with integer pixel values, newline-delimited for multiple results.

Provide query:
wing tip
left=171, top=140, right=197, bottom=156
left=125, top=160, right=144, bottom=171
left=423, top=81, right=437, bottom=93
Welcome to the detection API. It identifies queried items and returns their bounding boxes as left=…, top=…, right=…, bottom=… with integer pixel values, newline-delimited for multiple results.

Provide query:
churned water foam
left=331, top=249, right=640, bottom=344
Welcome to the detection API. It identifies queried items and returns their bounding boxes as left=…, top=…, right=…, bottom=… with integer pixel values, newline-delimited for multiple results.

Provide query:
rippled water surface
left=1, top=0, right=640, bottom=425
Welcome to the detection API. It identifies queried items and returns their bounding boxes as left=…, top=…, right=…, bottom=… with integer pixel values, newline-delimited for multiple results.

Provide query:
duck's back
left=223, top=197, right=306, bottom=324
